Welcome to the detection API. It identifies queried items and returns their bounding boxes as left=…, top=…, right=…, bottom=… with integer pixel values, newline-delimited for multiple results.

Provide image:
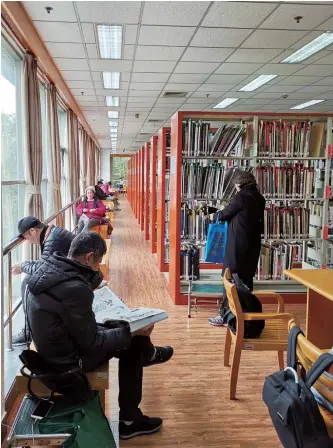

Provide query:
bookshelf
left=149, top=135, right=158, bottom=254
left=169, top=111, right=333, bottom=305
left=134, top=151, right=139, bottom=220
left=139, top=146, right=144, bottom=231
left=157, top=127, right=170, bottom=272
left=144, top=141, right=150, bottom=241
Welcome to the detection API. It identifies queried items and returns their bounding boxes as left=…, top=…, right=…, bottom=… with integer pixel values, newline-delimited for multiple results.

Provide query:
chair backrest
left=223, top=268, right=244, bottom=337
left=288, top=319, right=333, bottom=406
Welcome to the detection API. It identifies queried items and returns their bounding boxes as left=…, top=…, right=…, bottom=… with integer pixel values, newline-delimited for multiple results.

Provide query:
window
left=39, top=81, right=49, bottom=217
left=57, top=105, right=69, bottom=207
left=111, top=157, right=129, bottom=186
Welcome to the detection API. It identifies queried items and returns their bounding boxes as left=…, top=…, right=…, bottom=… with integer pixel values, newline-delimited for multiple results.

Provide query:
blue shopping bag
left=204, top=221, right=228, bottom=263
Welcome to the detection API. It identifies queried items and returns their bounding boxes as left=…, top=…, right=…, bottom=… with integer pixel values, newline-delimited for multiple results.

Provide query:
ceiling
left=23, top=1, right=333, bottom=153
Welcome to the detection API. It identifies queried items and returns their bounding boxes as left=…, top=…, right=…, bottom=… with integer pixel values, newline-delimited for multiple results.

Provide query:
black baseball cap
left=17, top=217, right=43, bottom=238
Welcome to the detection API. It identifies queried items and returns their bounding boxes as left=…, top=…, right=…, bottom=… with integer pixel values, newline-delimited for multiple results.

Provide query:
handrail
left=2, top=195, right=84, bottom=256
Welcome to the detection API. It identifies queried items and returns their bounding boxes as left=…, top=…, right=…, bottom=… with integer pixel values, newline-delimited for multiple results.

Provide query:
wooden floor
left=107, top=198, right=306, bottom=448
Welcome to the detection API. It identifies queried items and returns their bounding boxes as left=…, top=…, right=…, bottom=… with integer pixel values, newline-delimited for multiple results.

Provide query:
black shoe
left=143, top=346, right=174, bottom=367
left=119, top=416, right=162, bottom=440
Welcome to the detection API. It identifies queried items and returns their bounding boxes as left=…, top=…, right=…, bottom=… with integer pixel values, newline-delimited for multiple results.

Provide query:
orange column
left=149, top=136, right=158, bottom=253
left=144, top=142, right=150, bottom=240
left=140, top=147, right=145, bottom=231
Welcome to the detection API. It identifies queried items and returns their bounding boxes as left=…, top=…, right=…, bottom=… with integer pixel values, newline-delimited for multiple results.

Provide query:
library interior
left=2, top=1, right=333, bottom=447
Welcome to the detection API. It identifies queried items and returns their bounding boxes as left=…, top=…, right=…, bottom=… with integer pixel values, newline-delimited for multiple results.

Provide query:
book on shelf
left=263, top=203, right=310, bottom=239
left=256, top=242, right=304, bottom=280
left=93, top=287, right=168, bottom=332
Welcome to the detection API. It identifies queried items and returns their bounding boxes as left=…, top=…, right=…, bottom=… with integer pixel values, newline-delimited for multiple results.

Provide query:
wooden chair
left=223, top=268, right=296, bottom=399
left=100, top=239, right=111, bottom=281
left=90, top=224, right=108, bottom=239
left=288, top=318, right=333, bottom=438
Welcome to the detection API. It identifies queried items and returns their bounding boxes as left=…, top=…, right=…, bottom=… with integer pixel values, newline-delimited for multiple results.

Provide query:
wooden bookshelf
left=149, top=135, right=158, bottom=254
left=138, top=146, right=144, bottom=230
left=157, top=127, right=170, bottom=272
left=144, top=141, right=150, bottom=241
left=135, top=151, right=139, bottom=220
left=169, top=111, right=333, bottom=305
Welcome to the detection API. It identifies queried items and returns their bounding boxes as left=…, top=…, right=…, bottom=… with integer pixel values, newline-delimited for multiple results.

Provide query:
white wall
left=100, top=149, right=111, bottom=182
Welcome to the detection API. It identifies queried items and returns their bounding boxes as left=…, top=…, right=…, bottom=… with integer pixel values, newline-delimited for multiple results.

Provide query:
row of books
left=182, top=120, right=246, bottom=157
left=181, top=163, right=253, bottom=201
left=255, top=163, right=325, bottom=199
left=256, top=242, right=304, bottom=280
left=181, top=206, right=210, bottom=241
left=258, top=121, right=325, bottom=157
left=263, top=204, right=310, bottom=239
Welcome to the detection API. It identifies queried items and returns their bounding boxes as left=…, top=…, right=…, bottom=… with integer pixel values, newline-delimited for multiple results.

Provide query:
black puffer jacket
left=21, top=226, right=74, bottom=275
left=26, top=253, right=132, bottom=371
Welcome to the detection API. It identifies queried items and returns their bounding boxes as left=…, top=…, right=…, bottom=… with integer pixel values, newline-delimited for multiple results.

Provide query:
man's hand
left=90, top=209, right=96, bottom=213
left=11, top=264, right=22, bottom=275
left=132, top=324, right=154, bottom=337
left=83, top=208, right=88, bottom=213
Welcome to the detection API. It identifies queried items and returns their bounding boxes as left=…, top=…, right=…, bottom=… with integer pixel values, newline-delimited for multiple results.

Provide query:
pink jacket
left=101, top=184, right=111, bottom=195
left=77, top=199, right=106, bottom=223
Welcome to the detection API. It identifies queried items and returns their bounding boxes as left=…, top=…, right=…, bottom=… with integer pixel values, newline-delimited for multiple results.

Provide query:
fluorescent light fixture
left=214, top=98, right=239, bottom=109
left=239, top=75, right=277, bottom=92
left=108, top=111, right=119, bottom=119
left=109, top=121, right=118, bottom=127
left=110, top=128, right=118, bottom=134
left=282, top=32, right=333, bottom=63
left=97, top=24, right=122, bottom=59
left=103, top=72, right=120, bottom=89
left=106, top=96, right=119, bottom=107
left=291, top=99, right=325, bottom=110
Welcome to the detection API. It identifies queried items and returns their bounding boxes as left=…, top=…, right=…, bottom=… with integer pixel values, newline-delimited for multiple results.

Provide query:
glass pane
left=1, top=184, right=25, bottom=246
left=39, top=82, right=48, bottom=217
left=111, top=157, right=129, bottom=186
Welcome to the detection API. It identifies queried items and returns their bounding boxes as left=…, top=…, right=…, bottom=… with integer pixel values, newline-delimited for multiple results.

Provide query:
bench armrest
left=253, top=291, right=285, bottom=313
left=243, top=312, right=295, bottom=321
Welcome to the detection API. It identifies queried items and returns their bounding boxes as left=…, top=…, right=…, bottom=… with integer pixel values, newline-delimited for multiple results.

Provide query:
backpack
left=224, top=274, right=265, bottom=338
left=262, top=326, right=333, bottom=448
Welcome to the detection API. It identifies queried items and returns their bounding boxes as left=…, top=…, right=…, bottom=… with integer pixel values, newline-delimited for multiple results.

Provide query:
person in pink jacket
left=77, top=186, right=106, bottom=233
left=100, top=181, right=112, bottom=196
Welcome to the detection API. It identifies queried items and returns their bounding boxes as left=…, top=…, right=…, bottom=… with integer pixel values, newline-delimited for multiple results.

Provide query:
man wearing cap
left=11, top=217, right=75, bottom=345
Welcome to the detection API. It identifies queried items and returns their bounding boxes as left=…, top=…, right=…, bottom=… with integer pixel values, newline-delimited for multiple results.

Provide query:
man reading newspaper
left=25, top=232, right=173, bottom=440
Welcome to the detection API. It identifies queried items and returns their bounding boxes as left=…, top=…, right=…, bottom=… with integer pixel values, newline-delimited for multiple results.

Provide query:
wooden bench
left=91, top=224, right=108, bottom=239
left=100, top=239, right=111, bottom=281
left=16, top=344, right=110, bottom=410
left=103, top=199, right=115, bottom=211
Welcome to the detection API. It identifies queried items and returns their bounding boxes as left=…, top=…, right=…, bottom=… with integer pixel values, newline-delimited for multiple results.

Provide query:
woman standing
left=77, top=186, right=106, bottom=233
left=205, top=171, right=265, bottom=326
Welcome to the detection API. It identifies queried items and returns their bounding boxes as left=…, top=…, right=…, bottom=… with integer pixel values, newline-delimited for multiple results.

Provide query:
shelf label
left=328, top=144, right=333, bottom=159
left=170, top=156, right=177, bottom=175
left=325, top=185, right=331, bottom=199
left=323, top=226, right=329, bottom=240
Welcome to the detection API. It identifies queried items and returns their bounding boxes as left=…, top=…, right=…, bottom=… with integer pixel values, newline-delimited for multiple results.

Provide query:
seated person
left=26, top=232, right=173, bottom=439
left=100, top=181, right=113, bottom=197
left=95, top=181, right=108, bottom=200
left=77, top=187, right=107, bottom=233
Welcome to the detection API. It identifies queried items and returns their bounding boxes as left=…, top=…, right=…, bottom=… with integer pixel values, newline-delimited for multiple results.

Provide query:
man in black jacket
left=204, top=171, right=265, bottom=326
left=11, top=216, right=76, bottom=345
left=26, top=232, right=173, bottom=440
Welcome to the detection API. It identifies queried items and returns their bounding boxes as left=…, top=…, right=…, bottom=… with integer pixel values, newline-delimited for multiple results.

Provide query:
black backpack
left=223, top=274, right=265, bottom=338
left=262, top=326, right=333, bottom=448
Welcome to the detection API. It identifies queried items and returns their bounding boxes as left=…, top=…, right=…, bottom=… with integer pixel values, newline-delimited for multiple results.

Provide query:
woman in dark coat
left=205, top=170, right=265, bottom=326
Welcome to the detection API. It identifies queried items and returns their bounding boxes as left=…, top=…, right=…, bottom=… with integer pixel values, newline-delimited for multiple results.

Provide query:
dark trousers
left=83, top=335, right=154, bottom=421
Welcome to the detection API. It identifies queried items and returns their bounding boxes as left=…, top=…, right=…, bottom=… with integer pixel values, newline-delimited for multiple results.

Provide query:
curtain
left=82, top=130, right=89, bottom=191
left=95, top=146, right=100, bottom=183
left=87, top=137, right=96, bottom=187
left=46, top=83, right=63, bottom=226
left=68, top=110, right=80, bottom=201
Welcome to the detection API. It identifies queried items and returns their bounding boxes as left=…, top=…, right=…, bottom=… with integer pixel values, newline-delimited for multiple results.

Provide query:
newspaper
left=93, top=287, right=168, bottom=332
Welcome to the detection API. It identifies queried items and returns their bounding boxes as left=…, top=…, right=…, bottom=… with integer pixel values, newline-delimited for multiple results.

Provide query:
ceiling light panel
left=97, top=24, right=122, bottom=59
left=239, top=75, right=277, bottom=92
left=108, top=111, right=119, bottom=119
left=103, top=72, right=120, bottom=89
left=291, top=100, right=325, bottom=109
left=106, top=96, right=120, bottom=107
left=282, top=33, right=333, bottom=63
left=109, top=121, right=118, bottom=127
left=214, top=98, right=239, bottom=109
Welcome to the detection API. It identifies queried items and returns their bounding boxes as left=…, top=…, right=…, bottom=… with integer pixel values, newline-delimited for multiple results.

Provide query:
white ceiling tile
left=124, top=45, right=135, bottom=60
left=178, top=105, right=205, bottom=111
left=128, top=90, right=160, bottom=97
left=77, top=1, right=141, bottom=23
left=133, top=60, right=176, bottom=73
left=314, top=53, right=333, bottom=65
left=54, top=58, right=89, bottom=71
left=23, top=1, right=77, bottom=21
left=93, top=81, right=104, bottom=90
left=317, top=15, right=333, bottom=30
left=61, top=71, right=92, bottom=81
left=240, top=98, right=272, bottom=105
left=215, top=63, right=264, bottom=75
left=164, top=83, right=200, bottom=92
left=227, top=48, right=283, bottom=63
left=315, top=77, right=333, bottom=85
left=269, top=99, right=306, bottom=106
left=81, top=23, right=95, bottom=44
left=91, top=72, right=102, bottom=82
left=127, top=96, right=155, bottom=103
left=294, top=65, right=333, bottom=77
left=295, top=85, right=333, bottom=94
left=316, top=92, right=333, bottom=100
left=86, top=44, right=99, bottom=59
left=131, top=73, right=170, bottom=82
left=184, top=97, right=213, bottom=104
left=289, top=31, right=324, bottom=51
left=72, top=88, right=96, bottom=96
left=190, top=92, right=222, bottom=99
left=75, top=96, right=98, bottom=102
left=89, top=60, right=132, bottom=71
left=139, top=26, right=195, bottom=46
left=124, top=25, right=138, bottom=44
left=97, top=90, right=128, bottom=98
left=242, top=30, right=308, bottom=49
left=282, top=92, right=316, bottom=99
left=202, top=2, right=275, bottom=28
left=206, top=74, right=248, bottom=84
left=253, top=92, right=285, bottom=99
left=197, top=84, right=234, bottom=92
left=45, top=42, right=86, bottom=58
left=33, top=21, right=82, bottom=43
left=142, top=1, right=208, bottom=26
left=130, top=82, right=165, bottom=90
left=260, top=4, right=333, bottom=30
left=262, top=85, right=304, bottom=93
left=175, top=61, right=219, bottom=74
left=136, top=46, right=185, bottom=61
left=191, top=28, right=252, bottom=48
left=181, top=47, right=234, bottom=63
left=223, top=91, right=255, bottom=99
left=169, top=73, right=208, bottom=83
left=256, top=63, right=304, bottom=76
left=278, top=76, right=325, bottom=86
